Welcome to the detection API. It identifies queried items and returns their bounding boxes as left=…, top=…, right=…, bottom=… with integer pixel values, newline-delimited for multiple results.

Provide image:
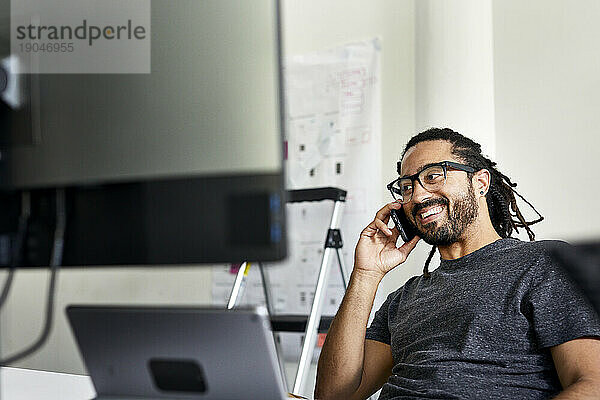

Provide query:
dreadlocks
left=400, top=128, right=544, bottom=278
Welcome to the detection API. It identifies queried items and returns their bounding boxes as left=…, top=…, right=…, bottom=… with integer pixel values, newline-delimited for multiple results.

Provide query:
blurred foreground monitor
left=0, top=0, right=287, bottom=267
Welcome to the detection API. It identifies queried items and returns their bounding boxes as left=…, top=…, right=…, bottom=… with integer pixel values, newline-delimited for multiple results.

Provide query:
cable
left=0, top=189, right=65, bottom=366
left=0, top=192, right=31, bottom=311
left=0, top=270, right=15, bottom=311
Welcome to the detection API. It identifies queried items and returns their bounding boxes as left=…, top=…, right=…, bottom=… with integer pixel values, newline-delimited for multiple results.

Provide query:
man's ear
left=473, top=169, right=491, bottom=197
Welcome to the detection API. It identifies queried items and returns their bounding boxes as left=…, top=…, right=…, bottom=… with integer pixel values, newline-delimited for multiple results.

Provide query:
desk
left=0, top=367, right=95, bottom=400
left=0, top=367, right=309, bottom=399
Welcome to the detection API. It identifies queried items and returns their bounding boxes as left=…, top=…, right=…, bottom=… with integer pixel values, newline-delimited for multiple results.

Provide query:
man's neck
left=437, top=218, right=502, bottom=260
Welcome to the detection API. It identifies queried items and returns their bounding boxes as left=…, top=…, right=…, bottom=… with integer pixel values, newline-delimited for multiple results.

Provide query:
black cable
left=0, top=264, right=59, bottom=365
left=0, top=189, right=65, bottom=366
left=0, top=269, right=15, bottom=310
left=0, top=192, right=31, bottom=311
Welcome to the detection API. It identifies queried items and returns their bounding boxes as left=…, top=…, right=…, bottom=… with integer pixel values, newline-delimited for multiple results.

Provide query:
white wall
left=493, top=0, right=600, bottom=242
left=415, top=0, right=495, bottom=156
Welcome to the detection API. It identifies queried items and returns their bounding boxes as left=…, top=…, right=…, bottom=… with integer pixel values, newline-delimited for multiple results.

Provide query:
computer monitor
left=0, top=0, right=287, bottom=267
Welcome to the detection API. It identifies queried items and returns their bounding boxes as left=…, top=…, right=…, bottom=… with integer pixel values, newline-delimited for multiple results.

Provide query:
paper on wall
left=212, top=39, right=382, bottom=362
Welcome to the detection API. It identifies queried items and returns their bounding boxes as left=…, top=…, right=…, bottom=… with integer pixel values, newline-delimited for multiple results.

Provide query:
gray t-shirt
left=365, top=238, right=600, bottom=399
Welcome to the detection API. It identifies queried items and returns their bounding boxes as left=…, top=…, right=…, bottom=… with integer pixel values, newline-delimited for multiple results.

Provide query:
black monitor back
left=0, top=0, right=287, bottom=267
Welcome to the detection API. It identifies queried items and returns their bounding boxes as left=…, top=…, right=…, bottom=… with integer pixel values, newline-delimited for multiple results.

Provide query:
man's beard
left=411, top=185, right=478, bottom=246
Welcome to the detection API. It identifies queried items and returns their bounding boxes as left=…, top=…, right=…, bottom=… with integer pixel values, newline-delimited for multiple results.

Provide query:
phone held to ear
left=390, top=209, right=418, bottom=243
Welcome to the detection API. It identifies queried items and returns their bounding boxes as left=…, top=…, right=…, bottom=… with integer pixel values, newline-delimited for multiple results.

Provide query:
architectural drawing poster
left=212, top=39, right=382, bottom=361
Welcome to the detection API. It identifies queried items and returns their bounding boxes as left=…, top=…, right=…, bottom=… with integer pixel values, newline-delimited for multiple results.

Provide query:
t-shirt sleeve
left=365, top=291, right=394, bottom=345
left=526, top=253, right=600, bottom=349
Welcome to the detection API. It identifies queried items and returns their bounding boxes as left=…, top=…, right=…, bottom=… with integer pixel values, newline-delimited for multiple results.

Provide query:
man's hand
left=354, top=201, right=420, bottom=280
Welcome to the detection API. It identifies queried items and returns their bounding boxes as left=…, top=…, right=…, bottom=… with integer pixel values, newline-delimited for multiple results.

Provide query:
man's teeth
left=421, top=206, right=443, bottom=219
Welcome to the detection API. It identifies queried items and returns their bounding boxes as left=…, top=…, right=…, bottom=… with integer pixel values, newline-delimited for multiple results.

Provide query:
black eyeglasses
left=387, top=161, right=476, bottom=204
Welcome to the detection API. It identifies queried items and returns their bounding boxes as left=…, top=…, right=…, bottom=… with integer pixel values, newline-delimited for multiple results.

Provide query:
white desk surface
left=0, top=367, right=96, bottom=400
left=0, top=367, right=309, bottom=400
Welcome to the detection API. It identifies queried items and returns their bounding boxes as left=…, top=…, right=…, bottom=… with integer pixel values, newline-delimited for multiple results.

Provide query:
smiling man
left=314, top=128, right=600, bottom=400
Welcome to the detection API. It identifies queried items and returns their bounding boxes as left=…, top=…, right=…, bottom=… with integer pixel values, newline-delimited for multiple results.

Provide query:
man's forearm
left=314, top=270, right=382, bottom=400
left=553, top=377, right=600, bottom=399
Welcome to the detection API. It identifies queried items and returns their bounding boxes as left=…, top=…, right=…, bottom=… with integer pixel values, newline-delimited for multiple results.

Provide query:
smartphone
left=390, top=208, right=418, bottom=242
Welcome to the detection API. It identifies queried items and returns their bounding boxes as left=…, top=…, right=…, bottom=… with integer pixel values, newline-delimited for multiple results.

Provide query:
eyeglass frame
left=387, top=161, right=476, bottom=204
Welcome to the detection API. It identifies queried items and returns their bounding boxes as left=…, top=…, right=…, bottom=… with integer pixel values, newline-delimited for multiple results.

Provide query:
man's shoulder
left=498, top=238, right=571, bottom=279
left=500, top=237, right=569, bottom=257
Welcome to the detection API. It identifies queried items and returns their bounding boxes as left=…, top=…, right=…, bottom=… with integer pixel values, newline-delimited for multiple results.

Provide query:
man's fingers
left=375, top=201, right=403, bottom=226
left=375, top=201, right=402, bottom=221
left=398, top=235, right=420, bottom=258
left=362, top=218, right=393, bottom=237
left=375, top=219, right=393, bottom=236
left=362, top=202, right=404, bottom=238
left=390, top=225, right=400, bottom=242
left=361, top=220, right=379, bottom=237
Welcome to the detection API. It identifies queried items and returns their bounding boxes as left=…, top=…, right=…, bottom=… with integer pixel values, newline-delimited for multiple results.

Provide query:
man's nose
left=411, top=179, right=433, bottom=204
